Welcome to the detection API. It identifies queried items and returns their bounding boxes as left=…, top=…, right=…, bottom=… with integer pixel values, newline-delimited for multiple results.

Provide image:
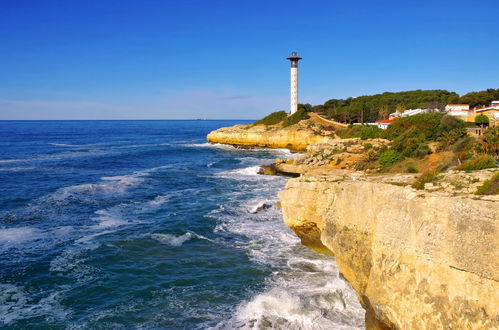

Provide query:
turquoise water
left=0, top=120, right=364, bottom=329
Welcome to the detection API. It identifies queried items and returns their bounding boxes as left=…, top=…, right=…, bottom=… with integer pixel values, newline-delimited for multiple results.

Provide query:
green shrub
left=452, top=136, right=475, bottom=153
left=379, top=150, right=404, bottom=167
left=407, top=164, right=419, bottom=173
left=455, top=155, right=496, bottom=171
left=411, top=170, right=438, bottom=190
left=365, top=149, right=379, bottom=161
left=475, top=114, right=489, bottom=125
left=336, top=125, right=384, bottom=139
left=385, top=113, right=465, bottom=143
left=363, top=143, right=373, bottom=151
left=475, top=173, right=499, bottom=195
left=282, top=108, right=310, bottom=127
left=254, top=111, right=288, bottom=125
left=413, top=143, right=431, bottom=158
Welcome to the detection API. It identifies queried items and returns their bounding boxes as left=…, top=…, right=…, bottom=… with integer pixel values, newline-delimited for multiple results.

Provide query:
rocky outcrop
left=206, top=122, right=336, bottom=152
left=278, top=173, right=499, bottom=329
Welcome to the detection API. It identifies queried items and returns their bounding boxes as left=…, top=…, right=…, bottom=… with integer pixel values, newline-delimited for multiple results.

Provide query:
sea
left=0, top=120, right=364, bottom=329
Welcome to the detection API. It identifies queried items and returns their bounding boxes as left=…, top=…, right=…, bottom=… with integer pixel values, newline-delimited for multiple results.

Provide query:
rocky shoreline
left=207, top=122, right=499, bottom=329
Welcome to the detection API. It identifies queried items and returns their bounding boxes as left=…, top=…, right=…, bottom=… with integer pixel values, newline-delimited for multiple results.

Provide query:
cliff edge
left=278, top=173, right=499, bottom=329
left=207, top=114, right=338, bottom=151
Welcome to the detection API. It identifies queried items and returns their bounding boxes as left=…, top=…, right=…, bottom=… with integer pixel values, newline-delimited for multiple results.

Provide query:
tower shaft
left=290, top=66, right=298, bottom=114
left=286, top=52, right=302, bottom=114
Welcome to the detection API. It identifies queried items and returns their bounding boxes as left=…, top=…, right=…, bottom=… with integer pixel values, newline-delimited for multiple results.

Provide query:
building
left=286, top=51, right=302, bottom=114
left=445, top=104, right=470, bottom=112
left=475, top=106, right=499, bottom=127
left=375, top=119, right=394, bottom=129
left=446, top=108, right=476, bottom=122
left=445, top=102, right=499, bottom=128
left=389, top=108, right=434, bottom=119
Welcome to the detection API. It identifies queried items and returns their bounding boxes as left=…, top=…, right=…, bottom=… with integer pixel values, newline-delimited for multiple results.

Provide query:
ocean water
left=0, top=120, right=364, bottom=329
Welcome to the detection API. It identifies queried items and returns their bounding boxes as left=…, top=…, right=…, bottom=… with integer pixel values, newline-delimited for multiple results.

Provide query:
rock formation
left=207, top=121, right=336, bottom=152
left=278, top=173, right=499, bottom=329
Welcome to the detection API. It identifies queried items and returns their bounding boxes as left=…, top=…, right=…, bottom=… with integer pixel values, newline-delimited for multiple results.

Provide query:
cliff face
left=207, top=123, right=335, bottom=152
left=278, top=175, right=499, bottom=329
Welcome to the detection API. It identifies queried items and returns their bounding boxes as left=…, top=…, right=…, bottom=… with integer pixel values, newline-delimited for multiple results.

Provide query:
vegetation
left=379, top=150, right=404, bottom=167
left=455, top=155, right=496, bottom=171
left=475, top=172, right=499, bottom=195
left=475, top=114, right=490, bottom=126
left=305, top=88, right=499, bottom=124
left=412, top=170, right=439, bottom=190
left=254, top=111, right=288, bottom=125
left=458, top=88, right=499, bottom=108
left=477, top=127, right=499, bottom=157
left=282, top=108, right=310, bottom=127
left=336, top=125, right=384, bottom=139
left=311, top=89, right=457, bottom=123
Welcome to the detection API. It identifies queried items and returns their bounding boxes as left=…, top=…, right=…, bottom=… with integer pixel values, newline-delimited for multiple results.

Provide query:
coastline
left=206, top=121, right=499, bottom=330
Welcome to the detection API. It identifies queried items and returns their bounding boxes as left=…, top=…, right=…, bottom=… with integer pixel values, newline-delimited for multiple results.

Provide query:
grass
left=282, top=108, right=310, bottom=127
left=411, top=169, right=439, bottom=190
left=475, top=172, right=499, bottom=195
left=254, top=111, right=288, bottom=125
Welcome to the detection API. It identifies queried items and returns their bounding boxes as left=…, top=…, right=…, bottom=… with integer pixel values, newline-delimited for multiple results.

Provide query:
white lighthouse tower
left=286, top=51, right=302, bottom=114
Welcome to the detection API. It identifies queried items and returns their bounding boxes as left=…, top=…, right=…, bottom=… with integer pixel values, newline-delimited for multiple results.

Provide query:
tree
left=379, top=106, right=390, bottom=119
left=396, top=104, right=406, bottom=114
left=475, top=114, right=490, bottom=131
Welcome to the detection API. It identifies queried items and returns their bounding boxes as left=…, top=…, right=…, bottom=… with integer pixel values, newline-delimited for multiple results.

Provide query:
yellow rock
left=279, top=175, right=499, bottom=330
left=206, top=123, right=335, bottom=152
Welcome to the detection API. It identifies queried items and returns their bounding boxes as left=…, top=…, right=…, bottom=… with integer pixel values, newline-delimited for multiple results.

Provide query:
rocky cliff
left=206, top=122, right=336, bottom=152
left=278, top=173, right=499, bottom=329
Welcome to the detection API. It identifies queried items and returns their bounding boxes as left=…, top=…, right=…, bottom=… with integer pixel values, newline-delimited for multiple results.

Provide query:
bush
left=412, top=170, right=438, bottom=190
left=254, top=111, right=288, bottom=125
left=379, top=150, right=404, bottom=167
left=475, top=114, right=489, bottom=125
left=385, top=113, right=465, bottom=142
left=282, top=108, right=310, bottom=127
left=452, top=136, right=475, bottom=153
left=455, top=154, right=496, bottom=171
left=336, top=125, right=384, bottom=139
left=475, top=172, right=499, bottom=195
left=363, top=143, right=373, bottom=151
left=413, top=143, right=431, bottom=158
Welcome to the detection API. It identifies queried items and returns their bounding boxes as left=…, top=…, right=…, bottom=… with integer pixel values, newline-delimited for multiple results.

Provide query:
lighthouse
left=286, top=51, right=302, bottom=114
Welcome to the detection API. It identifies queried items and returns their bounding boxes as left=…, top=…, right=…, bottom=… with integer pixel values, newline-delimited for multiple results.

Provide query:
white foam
left=48, top=143, right=78, bottom=147
left=0, top=227, right=43, bottom=245
left=151, top=233, right=192, bottom=247
left=216, top=166, right=267, bottom=180
left=208, top=166, right=365, bottom=329
left=188, top=143, right=237, bottom=150
left=146, top=195, right=171, bottom=207
left=93, top=209, right=128, bottom=229
left=48, top=165, right=172, bottom=202
left=0, top=166, right=36, bottom=172
left=0, top=283, right=69, bottom=325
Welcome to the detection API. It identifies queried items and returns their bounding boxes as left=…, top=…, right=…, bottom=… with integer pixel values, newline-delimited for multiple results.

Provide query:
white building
left=389, top=108, right=434, bottom=119
left=445, top=104, right=470, bottom=112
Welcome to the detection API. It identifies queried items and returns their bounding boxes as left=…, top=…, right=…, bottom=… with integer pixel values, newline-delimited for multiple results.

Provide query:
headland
left=206, top=109, right=499, bottom=329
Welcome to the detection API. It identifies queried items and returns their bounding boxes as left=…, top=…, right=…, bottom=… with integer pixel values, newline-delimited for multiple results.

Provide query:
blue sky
left=1, top=0, right=498, bottom=119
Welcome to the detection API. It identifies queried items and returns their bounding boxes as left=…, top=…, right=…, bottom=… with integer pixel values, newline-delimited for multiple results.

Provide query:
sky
left=0, top=0, right=498, bottom=120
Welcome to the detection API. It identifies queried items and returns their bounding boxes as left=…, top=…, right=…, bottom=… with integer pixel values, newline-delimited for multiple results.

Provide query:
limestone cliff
left=278, top=173, right=499, bottom=329
left=206, top=122, right=336, bottom=152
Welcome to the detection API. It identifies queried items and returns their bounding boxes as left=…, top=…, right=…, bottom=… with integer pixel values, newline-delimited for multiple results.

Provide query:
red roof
left=475, top=106, right=499, bottom=112
left=376, top=119, right=393, bottom=123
